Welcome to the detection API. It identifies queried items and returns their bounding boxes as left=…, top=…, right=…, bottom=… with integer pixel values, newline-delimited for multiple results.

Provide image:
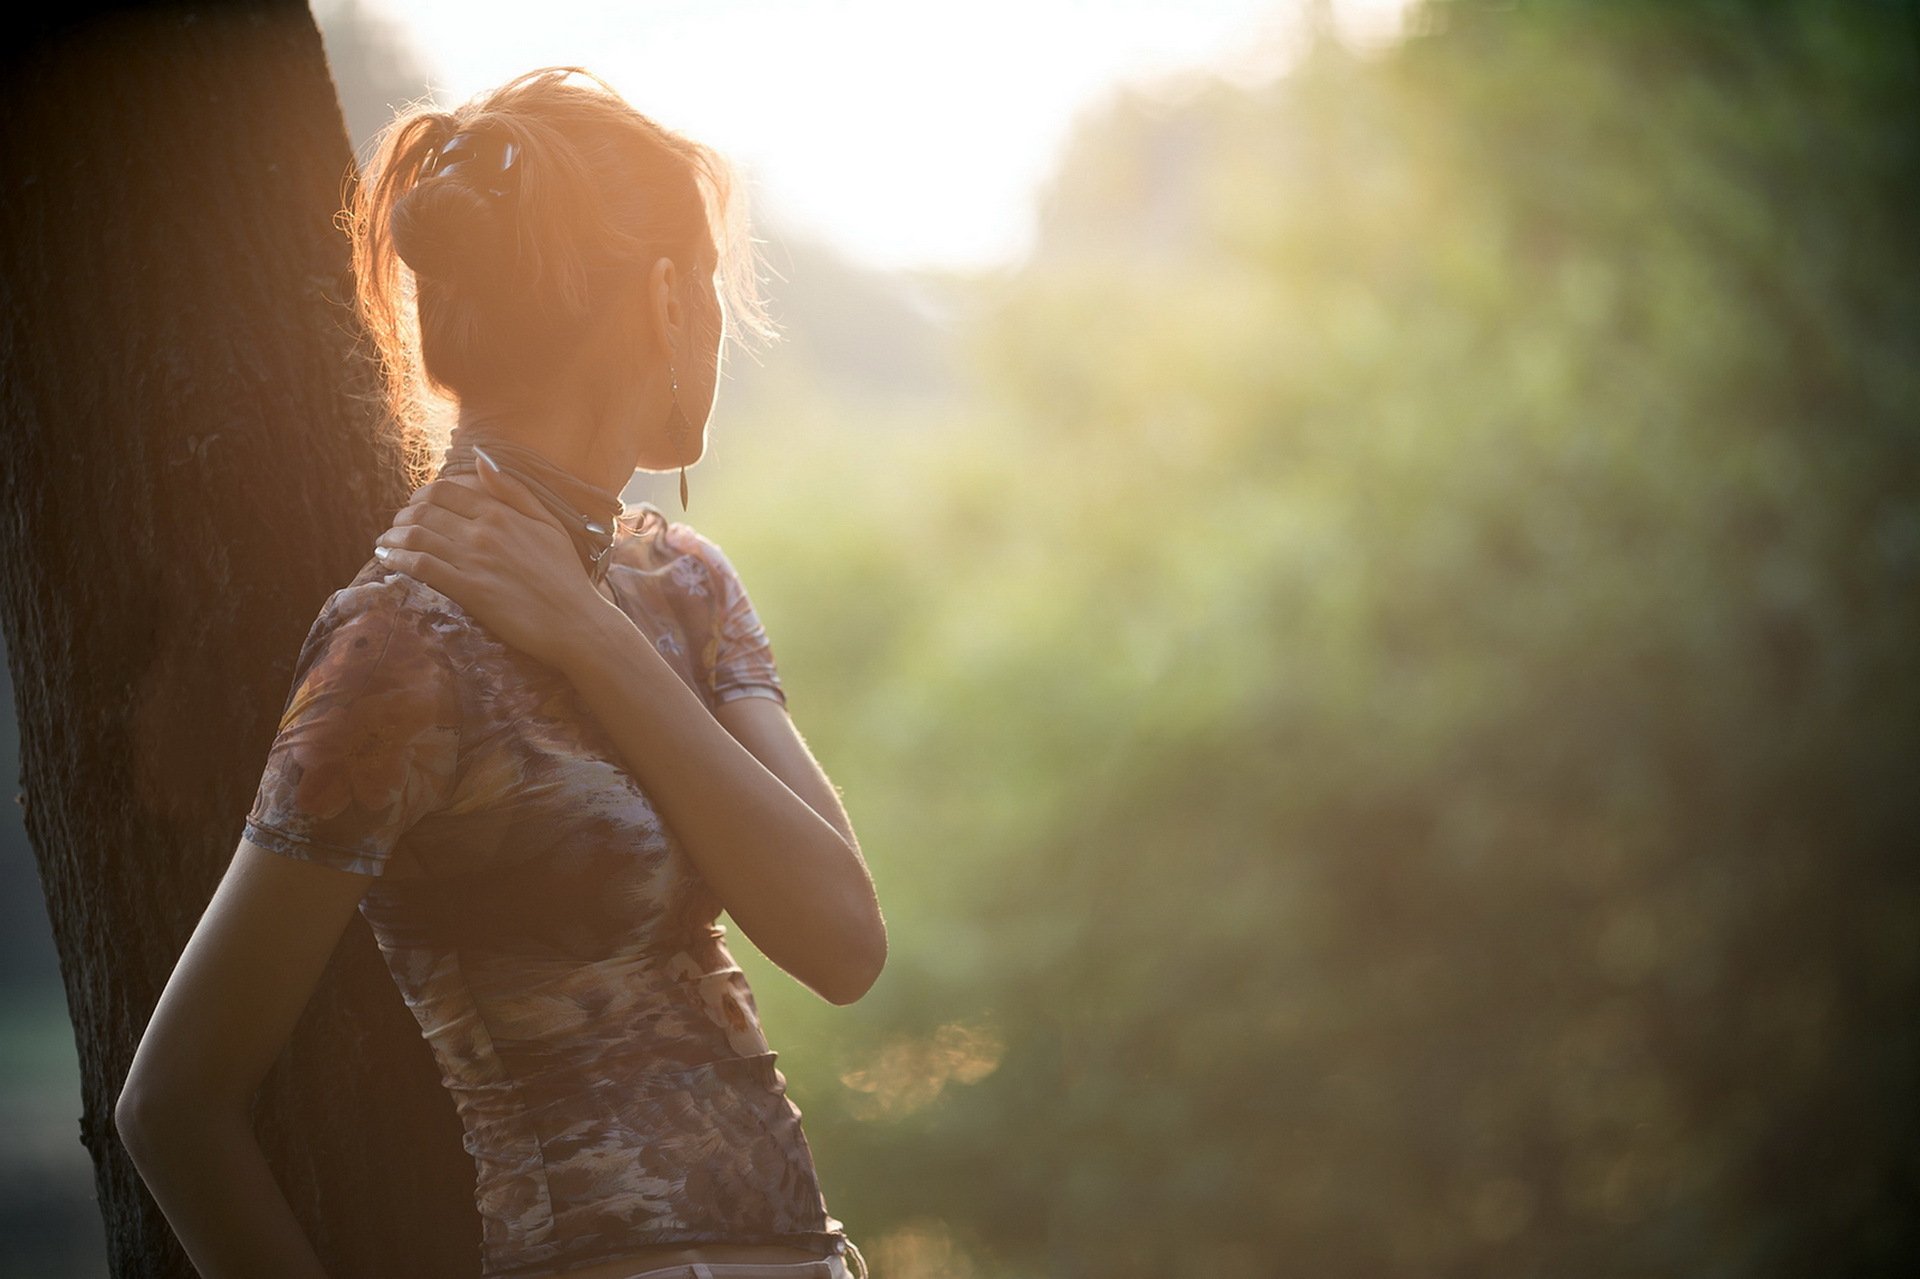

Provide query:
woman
left=116, top=66, right=883, bottom=1279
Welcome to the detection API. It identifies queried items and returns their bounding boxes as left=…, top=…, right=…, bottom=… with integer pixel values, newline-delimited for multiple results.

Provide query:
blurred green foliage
left=716, top=2, right=1920, bottom=1275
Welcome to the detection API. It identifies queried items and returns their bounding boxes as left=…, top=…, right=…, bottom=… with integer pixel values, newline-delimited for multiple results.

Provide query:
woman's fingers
left=405, top=478, right=486, bottom=521
left=391, top=493, right=477, bottom=550
left=375, top=517, right=464, bottom=569
left=408, top=470, right=570, bottom=552
left=474, top=448, right=562, bottom=531
left=395, top=480, right=541, bottom=562
left=371, top=541, right=459, bottom=600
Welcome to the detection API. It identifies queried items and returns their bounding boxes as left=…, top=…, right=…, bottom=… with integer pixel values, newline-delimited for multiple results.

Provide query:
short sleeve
left=241, top=575, right=463, bottom=876
left=683, top=530, right=788, bottom=709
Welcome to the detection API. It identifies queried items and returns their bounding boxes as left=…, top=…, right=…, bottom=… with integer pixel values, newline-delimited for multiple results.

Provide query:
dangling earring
left=666, top=361, right=693, bottom=511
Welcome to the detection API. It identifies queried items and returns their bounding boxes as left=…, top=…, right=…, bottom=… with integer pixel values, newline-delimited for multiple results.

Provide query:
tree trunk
left=0, top=5, right=480, bottom=1275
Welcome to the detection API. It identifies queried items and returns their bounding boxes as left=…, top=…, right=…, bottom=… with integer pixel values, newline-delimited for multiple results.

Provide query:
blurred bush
left=719, top=2, right=1920, bottom=1275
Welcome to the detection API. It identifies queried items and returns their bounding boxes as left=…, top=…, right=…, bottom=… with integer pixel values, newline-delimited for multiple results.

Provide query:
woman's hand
left=371, top=452, right=620, bottom=673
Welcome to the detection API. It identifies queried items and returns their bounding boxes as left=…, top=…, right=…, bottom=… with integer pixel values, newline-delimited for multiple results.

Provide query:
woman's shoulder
left=621, top=500, right=701, bottom=552
left=270, top=567, right=461, bottom=737
left=319, top=561, right=475, bottom=670
left=326, top=558, right=460, bottom=630
left=655, top=507, right=750, bottom=571
left=619, top=499, right=670, bottom=542
left=294, top=560, right=418, bottom=642
left=615, top=502, right=730, bottom=580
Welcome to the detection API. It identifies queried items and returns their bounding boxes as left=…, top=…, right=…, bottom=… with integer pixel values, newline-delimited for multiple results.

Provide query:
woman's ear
left=645, top=254, right=683, bottom=365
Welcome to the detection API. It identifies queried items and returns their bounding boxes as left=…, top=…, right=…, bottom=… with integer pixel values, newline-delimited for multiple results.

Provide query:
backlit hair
left=343, top=66, right=779, bottom=485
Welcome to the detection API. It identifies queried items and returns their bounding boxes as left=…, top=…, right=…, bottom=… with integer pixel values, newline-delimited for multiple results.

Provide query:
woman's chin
left=635, top=448, right=704, bottom=475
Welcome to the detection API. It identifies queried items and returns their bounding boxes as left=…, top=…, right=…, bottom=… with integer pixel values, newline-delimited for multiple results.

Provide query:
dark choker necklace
left=437, top=426, right=629, bottom=584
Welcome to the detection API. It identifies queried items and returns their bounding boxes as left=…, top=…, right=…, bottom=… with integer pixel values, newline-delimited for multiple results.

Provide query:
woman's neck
left=454, top=396, right=635, bottom=497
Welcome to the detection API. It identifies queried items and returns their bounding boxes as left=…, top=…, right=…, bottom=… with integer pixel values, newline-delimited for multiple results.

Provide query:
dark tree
left=0, top=4, right=479, bottom=1275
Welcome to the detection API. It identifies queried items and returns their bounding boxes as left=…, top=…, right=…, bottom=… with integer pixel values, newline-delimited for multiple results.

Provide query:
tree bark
left=0, top=4, right=480, bottom=1275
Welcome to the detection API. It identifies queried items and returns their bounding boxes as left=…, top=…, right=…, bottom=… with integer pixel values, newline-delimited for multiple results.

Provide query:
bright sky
left=359, top=0, right=1413, bottom=275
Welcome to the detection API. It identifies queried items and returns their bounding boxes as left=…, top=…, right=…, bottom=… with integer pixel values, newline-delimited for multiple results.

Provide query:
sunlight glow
left=358, top=0, right=1414, bottom=274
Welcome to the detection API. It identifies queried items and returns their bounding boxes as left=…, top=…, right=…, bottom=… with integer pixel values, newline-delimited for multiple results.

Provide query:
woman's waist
left=452, top=1047, right=790, bottom=1124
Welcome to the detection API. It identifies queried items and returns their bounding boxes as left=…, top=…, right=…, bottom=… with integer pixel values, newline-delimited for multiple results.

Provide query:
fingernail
left=476, top=446, right=501, bottom=472
left=374, top=546, right=391, bottom=560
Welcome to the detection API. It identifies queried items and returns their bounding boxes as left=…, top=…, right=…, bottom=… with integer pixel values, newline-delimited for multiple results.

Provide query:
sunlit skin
left=116, top=238, right=885, bottom=1279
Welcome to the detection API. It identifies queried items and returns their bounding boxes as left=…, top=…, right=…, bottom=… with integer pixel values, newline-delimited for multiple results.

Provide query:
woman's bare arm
left=559, top=605, right=887, bottom=1005
left=714, top=694, right=860, bottom=854
left=116, top=841, right=376, bottom=1279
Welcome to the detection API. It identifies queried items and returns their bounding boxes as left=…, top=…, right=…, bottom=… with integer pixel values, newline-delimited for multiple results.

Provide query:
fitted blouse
left=239, top=501, right=849, bottom=1278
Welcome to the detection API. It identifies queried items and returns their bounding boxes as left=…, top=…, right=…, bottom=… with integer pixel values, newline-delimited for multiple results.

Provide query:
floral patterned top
left=240, top=501, right=850, bottom=1278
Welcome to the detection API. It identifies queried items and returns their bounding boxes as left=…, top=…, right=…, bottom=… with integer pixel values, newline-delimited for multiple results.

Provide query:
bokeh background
left=4, top=0, right=1917, bottom=1275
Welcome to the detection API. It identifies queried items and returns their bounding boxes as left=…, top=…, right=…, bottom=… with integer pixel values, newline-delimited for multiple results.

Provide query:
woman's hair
left=344, top=66, right=780, bottom=485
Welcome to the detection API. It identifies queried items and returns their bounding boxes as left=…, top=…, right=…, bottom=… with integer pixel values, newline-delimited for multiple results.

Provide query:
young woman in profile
left=116, top=66, right=882, bottom=1279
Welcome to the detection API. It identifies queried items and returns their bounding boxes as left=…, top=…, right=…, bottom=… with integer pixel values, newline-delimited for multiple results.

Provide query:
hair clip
left=419, top=131, right=519, bottom=200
